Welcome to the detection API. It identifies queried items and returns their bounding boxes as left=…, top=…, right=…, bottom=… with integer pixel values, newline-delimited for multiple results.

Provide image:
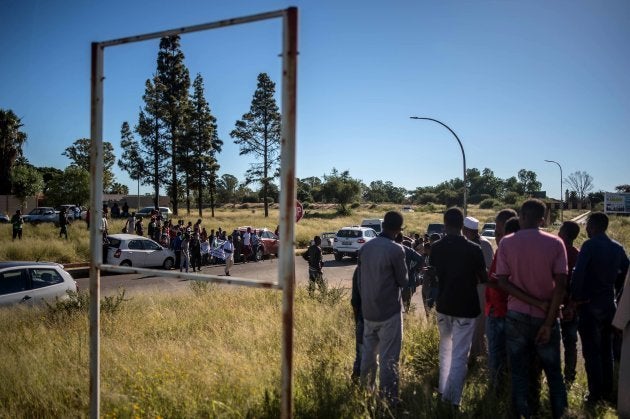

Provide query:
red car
left=237, top=227, right=279, bottom=261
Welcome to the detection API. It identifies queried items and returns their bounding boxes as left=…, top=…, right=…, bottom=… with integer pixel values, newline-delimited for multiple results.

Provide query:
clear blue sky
left=1, top=0, right=629, bottom=199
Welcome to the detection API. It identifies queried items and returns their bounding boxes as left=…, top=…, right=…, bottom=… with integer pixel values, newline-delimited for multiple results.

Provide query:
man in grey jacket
left=359, top=211, right=408, bottom=406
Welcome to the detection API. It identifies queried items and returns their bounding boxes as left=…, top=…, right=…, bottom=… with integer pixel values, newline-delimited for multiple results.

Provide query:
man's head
left=559, top=221, right=580, bottom=244
left=313, top=235, right=321, bottom=245
left=586, top=211, right=608, bottom=238
left=495, top=208, right=518, bottom=241
left=15, top=209, right=21, bottom=215
left=443, top=207, right=464, bottom=234
left=504, top=217, right=520, bottom=235
left=519, top=199, right=546, bottom=229
left=462, top=216, right=479, bottom=240
left=382, top=211, right=404, bottom=236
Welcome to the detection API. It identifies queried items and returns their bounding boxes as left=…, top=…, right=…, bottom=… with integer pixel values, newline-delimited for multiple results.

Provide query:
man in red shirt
left=484, top=208, right=517, bottom=392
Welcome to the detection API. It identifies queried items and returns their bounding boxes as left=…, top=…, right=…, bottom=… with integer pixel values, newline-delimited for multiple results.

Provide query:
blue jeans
left=560, top=317, right=578, bottom=383
left=577, top=304, right=615, bottom=402
left=506, top=311, right=567, bottom=419
left=486, top=314, right=507, bottom=391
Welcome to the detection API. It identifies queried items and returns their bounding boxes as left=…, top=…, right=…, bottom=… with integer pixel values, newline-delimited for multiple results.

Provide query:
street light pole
left=544, top=159, right=563, bottom=222
left=410, top=116, right=467, bottom=215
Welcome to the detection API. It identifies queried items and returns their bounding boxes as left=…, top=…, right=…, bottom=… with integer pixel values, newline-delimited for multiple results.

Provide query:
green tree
left=156, top=35, right=191, bottom=216
left=62, top=138, right=116, bottom=190
left=217, top=174, right=239, bottom=205
left=320, top=169, right=362, bottom=215
left=0, top=109, right=28, bottom=195
left=118, top=121, right=144, bottom=203
left=36, top=166, right=63, bottom=196
left=136, top=77, right=169, bottom=208
left=45, top=166, right=90, bottom=207
left=565, top=171, right=594, bottom=201
left=230, top=73, right=281, bottom=218
left=517, top=169, right=542, bottom=195
left=107, top=182, right=129, bottom=195
left=184, top=73, right=222, bottom=217
left=10, top=164, right=43, bottom=209
left=615, top=184, right=630, bottom=193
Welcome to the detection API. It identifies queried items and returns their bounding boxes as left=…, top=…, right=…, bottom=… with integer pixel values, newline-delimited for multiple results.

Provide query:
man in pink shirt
left=496, top=199, right=568, bottom=418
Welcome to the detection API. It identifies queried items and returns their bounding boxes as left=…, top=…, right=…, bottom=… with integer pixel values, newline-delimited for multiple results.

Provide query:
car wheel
left=334, top=252, right=342, bottom=261
left=120, top=260, right=132, bottom=267
left=163, top=257, right=174, bottom=270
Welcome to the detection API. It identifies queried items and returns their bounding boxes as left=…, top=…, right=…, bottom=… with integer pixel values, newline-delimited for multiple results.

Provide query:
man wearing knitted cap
left=359, top=211, right=408, bottom=406
left=463, top=216, right=494, bottom=359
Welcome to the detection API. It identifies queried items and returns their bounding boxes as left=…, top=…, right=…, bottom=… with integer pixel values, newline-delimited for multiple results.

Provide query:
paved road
left=75, top=253, right=359, bottom=297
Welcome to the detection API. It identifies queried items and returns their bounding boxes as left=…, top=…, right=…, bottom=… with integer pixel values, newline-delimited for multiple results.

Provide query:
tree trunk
left=263, top=128, right=269, bottom=218
left=171, top=126, right=178, bottom=216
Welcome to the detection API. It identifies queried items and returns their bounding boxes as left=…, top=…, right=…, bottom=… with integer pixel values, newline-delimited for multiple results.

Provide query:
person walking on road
left=223, top=235, right=235, bottom=276
left=303, top=235, right=324, bottom=295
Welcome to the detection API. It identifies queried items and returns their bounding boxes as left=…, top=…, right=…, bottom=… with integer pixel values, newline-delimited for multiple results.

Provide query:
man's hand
left=535, top=324, right=552, bottom=345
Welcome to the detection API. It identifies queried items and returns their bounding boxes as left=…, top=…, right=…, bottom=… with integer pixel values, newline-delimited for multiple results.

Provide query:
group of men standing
left=353, top=199, right=629, bottom=417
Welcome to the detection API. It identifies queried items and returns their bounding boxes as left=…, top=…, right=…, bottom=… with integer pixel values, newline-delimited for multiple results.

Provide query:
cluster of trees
left=1, top=35, right=283, bottom=217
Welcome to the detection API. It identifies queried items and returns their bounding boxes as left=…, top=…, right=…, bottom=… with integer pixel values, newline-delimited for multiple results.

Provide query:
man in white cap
left=463, top=216, right=494, bottom=358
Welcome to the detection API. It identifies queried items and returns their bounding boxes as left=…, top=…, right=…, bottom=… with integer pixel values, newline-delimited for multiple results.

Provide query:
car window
left=0, top=269, right=28, bottom=295
left=128, top=240, right=144, bottom=250
left=30, top=269, right=64, bottom=289
left=107, top=238, right=121, bottom=248
left=142, top=240, right=161, bottom=251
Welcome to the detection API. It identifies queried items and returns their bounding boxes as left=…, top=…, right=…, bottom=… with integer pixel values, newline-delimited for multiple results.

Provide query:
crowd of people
left=345, top=200, right=629, bottom=417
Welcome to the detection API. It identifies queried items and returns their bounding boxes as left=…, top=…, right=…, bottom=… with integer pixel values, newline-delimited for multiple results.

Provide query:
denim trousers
left=560, top=317, right=579, bottom=383
left=506, top=310, right=567, bottom=419
left=437, top=313, right=477, bottom=406
left=360, top=312, right=403, bottom=405
left=577, top=304, right=615, bottom=402
left=486, top=314, right=507, bottom=390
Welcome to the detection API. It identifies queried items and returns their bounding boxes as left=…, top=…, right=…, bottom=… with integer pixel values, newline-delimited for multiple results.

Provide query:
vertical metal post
left=89, top=41, right=104, bottom=419
left=279, top=7, right=298, bottom=419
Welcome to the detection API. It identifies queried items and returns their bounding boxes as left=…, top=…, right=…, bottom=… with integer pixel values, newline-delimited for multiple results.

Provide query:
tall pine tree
left=118, top=121, right=144, bottom=208
left=185, top=73, right=223, bottom=217
left=230, top=72, right=281, bottom=217
left=155, top=35, right=190, bottom=216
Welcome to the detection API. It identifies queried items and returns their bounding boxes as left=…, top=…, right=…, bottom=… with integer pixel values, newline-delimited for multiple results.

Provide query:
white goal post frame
left=89, top=8, right=298, bottom=418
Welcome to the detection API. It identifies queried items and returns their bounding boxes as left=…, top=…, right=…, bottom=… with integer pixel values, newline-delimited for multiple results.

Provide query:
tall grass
left=0, top=284, right=618, bottom=417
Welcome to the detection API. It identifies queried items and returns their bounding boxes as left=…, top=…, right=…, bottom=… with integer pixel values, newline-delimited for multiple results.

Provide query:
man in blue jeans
left=496, top=199, right=568, bottom=418
left=571, top=212, right=629, bottom=406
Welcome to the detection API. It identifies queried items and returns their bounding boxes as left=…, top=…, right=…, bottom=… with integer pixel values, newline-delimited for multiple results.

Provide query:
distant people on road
left=395, top=233, right=424, bottom=313
left=223, top=235, right=235, bottom=276
left=571, top=212, right=629, bottom=407
left=180, top=233, right=190, bottom=273
left=303, top=235, right=324, bottom=296
left=431, top=207, right=488, bottom=408
left=359, top=211, right=407, bottom=406
left=11, top=209, right=23, bottom=240
left=58, top=207, right=69, bottom=239
left=496, top=199, right=568, bottom=418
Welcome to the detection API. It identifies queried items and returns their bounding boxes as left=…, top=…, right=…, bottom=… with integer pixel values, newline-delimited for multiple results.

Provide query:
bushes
left=479, top=198, right=499, bottom=209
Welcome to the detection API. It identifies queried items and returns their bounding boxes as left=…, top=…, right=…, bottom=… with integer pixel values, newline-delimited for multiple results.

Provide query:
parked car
left=0, top=213, right=9, bottom=223
left=237, top=226, right=279, bottom=261
left=481, top=229, right=496, bottom=241
left=0, top=262, right=77, bottom=307
left=482, top=222, right=496, bottom=232
left=22, top=207, right=58, bottom=224
left=105, top=234, right=175, bottom=269
left=56, top=205, right=85, bottom=221
left=333, top=226, right=378, bottom=261
left=320, top=232, right=336, bottom=254
left=360, top=218, right=383, bottom=234
left=402, top=206, right=415, bottom=212
left=136, top=206, right=173, bottom=220
left=426, top=223, right=445, bottom=237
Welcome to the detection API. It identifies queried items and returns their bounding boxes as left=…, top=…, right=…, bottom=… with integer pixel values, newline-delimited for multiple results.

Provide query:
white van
left=360, top=218, right=383, bottom=234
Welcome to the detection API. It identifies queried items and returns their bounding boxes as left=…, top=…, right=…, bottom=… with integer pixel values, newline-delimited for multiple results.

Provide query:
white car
left=0, top=262, right=77, bottom=307
left=136, top=206, right=173, bottom=220
left=106, top=234, right=175, bottom=269
left=481, top=229, right=496, bottom=241
left=320, top=232, right=336, bottom=254
left=333, top=226, right=378, bottom=261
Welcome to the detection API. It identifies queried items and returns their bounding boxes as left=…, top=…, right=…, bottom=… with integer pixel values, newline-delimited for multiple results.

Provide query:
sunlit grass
left=0, top=283, right=621, bottom=417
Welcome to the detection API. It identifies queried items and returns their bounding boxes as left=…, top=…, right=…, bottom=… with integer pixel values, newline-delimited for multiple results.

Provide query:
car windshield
left=337, top=230, right=362, bottom=238
left=322, top=233, right=335, bottom=239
